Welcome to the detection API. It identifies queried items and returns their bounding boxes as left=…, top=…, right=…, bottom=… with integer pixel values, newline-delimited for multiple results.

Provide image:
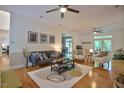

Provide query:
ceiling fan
left=93, top=27, right=103, bottom=34
left=46, top=5, right=80, bottom=18
left=114, top=5, right=120, bottom=8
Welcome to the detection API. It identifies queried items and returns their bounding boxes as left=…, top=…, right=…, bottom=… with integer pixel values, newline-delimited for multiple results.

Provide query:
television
left=76, top=45, right=82, bottom=49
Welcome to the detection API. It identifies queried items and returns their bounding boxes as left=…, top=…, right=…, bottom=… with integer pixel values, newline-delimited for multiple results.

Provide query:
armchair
left=92, top=51, right=111, bottom=70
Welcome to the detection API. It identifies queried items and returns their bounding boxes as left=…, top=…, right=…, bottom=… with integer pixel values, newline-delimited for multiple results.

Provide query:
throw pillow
left=51, top=52, right=57, bottom=58
left=99, top=51, right=108, bottom=57
left=42, top=53, right=48, bottom=60
left=32, top=53, right=37, bottom=57
left=37, top=53, right=43, bottom=60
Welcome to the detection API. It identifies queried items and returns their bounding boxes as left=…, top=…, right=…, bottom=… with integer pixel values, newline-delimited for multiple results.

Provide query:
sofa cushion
left=1, top=69, right=22, bottom=88
left=42, top=53, right=48, bottom=60
left=30, top=50, right=56, bottom=64
left=37, top=53, right=43, bottom=60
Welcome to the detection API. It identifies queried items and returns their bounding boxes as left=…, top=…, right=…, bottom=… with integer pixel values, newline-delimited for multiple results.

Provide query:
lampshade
left=89, top=49, right=93, bottom=53
left=2, top=44, right=5, bottom=48
left=94, top=32, right=97, bottom=34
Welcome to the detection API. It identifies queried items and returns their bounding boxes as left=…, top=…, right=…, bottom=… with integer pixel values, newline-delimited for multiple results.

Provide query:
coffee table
left=50, top=58, right=75, bottom=75
left=47, top=58, right=74, bottom=83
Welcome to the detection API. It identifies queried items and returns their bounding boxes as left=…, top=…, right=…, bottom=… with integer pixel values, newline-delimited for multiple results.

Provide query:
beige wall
left=78, top=30, right=124, bottom=52
left=9, top=12, right=80, bottom=68
left=8, top=12, right=124, bottom=68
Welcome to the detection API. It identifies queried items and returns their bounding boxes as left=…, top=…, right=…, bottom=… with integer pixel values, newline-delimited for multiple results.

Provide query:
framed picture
left=88, top=42, right=91, bottom=44
left=49, top=35, right=55, bottom=44
left=82, top=42, right=85, bottom=44
left=85, top=42, right=87, bottom=44
left=28, top=31, right=38, bottom=43
left=40, top=33, right=48, bottom=44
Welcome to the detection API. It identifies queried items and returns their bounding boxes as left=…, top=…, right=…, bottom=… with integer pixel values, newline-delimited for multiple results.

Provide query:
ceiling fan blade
left=114, top=5, right=120, bottom=8
left=98, top=31, right=103, bottom=33
left=94, top=30, right=103, bottom=33
left=61, top=13, right=64, bottom=18
left=64, top=5, right=69, bottom=8
left=46, top=8, right=59, bottom=13
left=67, top=8, right=79, bottom=13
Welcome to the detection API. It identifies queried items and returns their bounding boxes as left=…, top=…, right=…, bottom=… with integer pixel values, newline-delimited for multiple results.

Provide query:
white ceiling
left=0, top=5, right=124, bottom=33
left=0, top=10, right=10, bottom=31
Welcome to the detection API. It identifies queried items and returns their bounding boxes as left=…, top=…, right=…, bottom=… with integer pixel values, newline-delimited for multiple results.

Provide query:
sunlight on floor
left=89, top=71, right=93, bottom=77
left=92, top=81, right=97, bottom=88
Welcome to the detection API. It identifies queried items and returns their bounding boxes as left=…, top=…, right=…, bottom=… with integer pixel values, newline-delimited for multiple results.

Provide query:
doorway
left=0, top=10, right=10, bottom=70
left=0, top=10, right=10, bottom=55
left=62, top=34, right=73, bottom=59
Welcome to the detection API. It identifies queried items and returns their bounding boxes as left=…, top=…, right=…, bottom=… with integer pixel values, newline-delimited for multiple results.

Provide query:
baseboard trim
left=10, top=64, right=25, bottom=69
left=10, top=62, right=32, bottom=69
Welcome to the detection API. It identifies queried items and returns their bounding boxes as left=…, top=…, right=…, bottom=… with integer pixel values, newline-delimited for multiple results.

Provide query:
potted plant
left=23, top=46, right=30, bottom=68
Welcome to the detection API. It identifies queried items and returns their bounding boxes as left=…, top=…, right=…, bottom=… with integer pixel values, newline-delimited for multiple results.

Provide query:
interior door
left=102, top=40, right=112, bottom=51
left=62, top=36, right=73, bottom=59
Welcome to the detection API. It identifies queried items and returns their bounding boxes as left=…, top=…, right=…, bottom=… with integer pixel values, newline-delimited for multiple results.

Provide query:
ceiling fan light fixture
left=60, top=7, right=67, bottom=13
left=94, top=32, right=97, bottom=34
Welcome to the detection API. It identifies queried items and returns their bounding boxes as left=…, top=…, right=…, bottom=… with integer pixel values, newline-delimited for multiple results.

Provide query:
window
left=94, top=35, right=112, bottom=51
left=94, top=35, right=112, bottom=39
left=62, top=36, right=73, bottom=59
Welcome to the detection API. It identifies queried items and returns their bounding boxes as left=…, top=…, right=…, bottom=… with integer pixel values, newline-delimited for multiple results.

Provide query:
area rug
left=27, top=64, right=92, bottom=88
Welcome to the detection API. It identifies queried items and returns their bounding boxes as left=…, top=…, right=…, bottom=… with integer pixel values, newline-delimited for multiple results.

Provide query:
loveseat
left=29, top=50, right=62, bottom=66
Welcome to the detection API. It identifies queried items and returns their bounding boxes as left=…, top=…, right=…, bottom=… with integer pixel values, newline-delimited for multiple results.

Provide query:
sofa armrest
left=29, top=54, right=38, bottom=65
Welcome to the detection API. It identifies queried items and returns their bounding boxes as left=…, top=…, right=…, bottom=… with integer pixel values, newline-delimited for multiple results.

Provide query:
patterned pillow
left=51, top=53, right=57, bottom=58
left=42, top=53, right=48, bottom=60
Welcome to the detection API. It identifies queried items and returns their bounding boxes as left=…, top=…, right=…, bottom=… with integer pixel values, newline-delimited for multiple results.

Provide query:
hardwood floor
left=15, top=60, right=124, bottom=88
left=0, top=54, right=124, bottom=88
